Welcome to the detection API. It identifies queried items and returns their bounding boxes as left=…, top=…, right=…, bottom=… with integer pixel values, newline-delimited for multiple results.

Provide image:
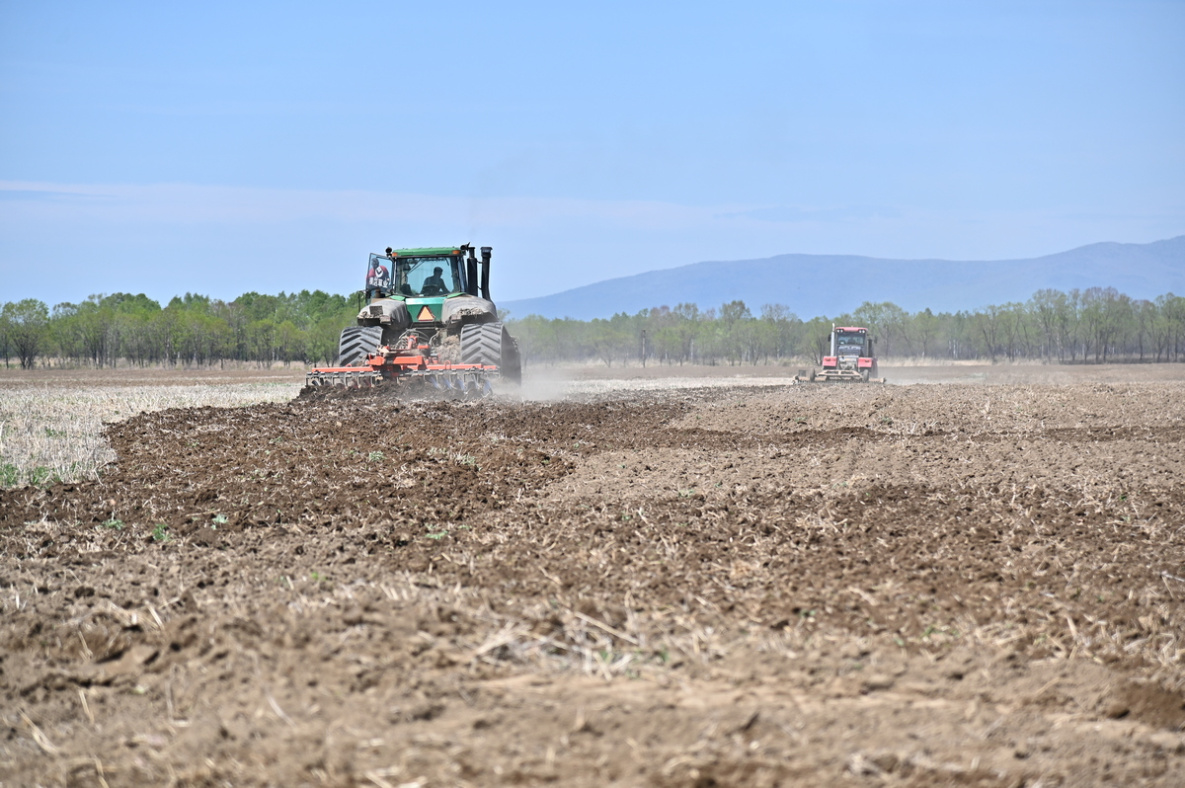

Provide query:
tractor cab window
left=366, top=254, right=393, bottom=295
left=393, top=256, right=461, bottom=297
left=835, top=331, right=867, bottom=356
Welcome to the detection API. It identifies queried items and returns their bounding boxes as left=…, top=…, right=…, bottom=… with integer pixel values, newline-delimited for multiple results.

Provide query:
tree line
left=0, top=291, right=358, bottom=369
left=510, top=287, right=1185, bottom=367
left=1, top=286, right=1183, bottom=370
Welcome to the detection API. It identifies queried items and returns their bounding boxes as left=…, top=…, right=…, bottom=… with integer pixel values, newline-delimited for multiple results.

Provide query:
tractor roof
left=387, top=247, right=462, bottom=257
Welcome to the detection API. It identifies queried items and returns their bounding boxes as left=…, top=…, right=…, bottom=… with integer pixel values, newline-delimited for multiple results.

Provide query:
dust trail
left=519, top=367, right=575, bottom=402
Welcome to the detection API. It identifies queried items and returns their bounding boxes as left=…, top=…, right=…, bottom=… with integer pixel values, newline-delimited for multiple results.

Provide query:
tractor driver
left=421, top=266, right=447, bottom=295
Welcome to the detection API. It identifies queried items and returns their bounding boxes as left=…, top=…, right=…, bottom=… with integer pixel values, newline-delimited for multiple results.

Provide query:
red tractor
left=795, top=325, right=885, bottom=383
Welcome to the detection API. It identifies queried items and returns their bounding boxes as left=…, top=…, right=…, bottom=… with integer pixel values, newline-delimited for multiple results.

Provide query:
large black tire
left=460, top=322, right=521, bottom=383
left=337, top=326, right=382, bottom=367
left=460, top=322, right=503, bottom=366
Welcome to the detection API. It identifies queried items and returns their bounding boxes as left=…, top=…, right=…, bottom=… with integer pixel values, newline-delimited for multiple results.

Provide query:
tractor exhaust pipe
left=466, top=246, right=479, bottom=296
left=480, top=246, right=492, bottom=301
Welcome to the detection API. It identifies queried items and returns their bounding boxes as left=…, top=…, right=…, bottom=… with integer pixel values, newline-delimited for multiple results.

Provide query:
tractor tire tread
left=460, top=322, right=521, bottom=384
left=460, top=322, right=503, bottom=367
left=337, top=326, right=382, bottom=367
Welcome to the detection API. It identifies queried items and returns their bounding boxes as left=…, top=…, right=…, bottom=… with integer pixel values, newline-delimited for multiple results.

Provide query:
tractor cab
left=366, top=249, right=465, bottom=300
left=832, top=328, right=871, bottom=367
left=364, top=244, right=495, bottom=305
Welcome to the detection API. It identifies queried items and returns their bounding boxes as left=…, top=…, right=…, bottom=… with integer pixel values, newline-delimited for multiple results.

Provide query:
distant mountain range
left=502, top=236, right=1185, bottom=321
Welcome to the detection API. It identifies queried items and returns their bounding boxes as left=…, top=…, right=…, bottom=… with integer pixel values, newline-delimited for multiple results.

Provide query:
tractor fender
left=357, top=298, right=411, bottom=331
left=442, top=295, right=497, bottom=326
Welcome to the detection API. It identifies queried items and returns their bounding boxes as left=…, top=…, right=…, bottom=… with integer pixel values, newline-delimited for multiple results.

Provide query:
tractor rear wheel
left=461, top=322, right=521, bottom=383
left=337, top=326, right=382, bottom=367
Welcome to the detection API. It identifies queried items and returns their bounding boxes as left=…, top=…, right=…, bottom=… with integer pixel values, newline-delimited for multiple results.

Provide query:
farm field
left=0, top=372, right=301, bottom=488
left=2, top=366, right=1185, bottom=786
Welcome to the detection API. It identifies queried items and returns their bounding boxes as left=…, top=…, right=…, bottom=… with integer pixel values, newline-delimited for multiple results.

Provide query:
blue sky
left=2, top=0, right=1182, bottom=306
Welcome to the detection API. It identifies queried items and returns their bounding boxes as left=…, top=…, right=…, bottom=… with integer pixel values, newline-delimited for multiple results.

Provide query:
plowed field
left=3, top=374, right=1185, bottom=787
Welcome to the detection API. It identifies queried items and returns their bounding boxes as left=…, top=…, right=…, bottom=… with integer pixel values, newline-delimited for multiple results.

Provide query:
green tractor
left=306, top=245, right=521, bottom=395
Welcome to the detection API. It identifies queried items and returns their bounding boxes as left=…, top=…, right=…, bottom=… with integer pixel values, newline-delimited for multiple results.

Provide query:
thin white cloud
left=1, top=180, right=931, bottom=236
left=0, top=180, right=746, bottom=230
